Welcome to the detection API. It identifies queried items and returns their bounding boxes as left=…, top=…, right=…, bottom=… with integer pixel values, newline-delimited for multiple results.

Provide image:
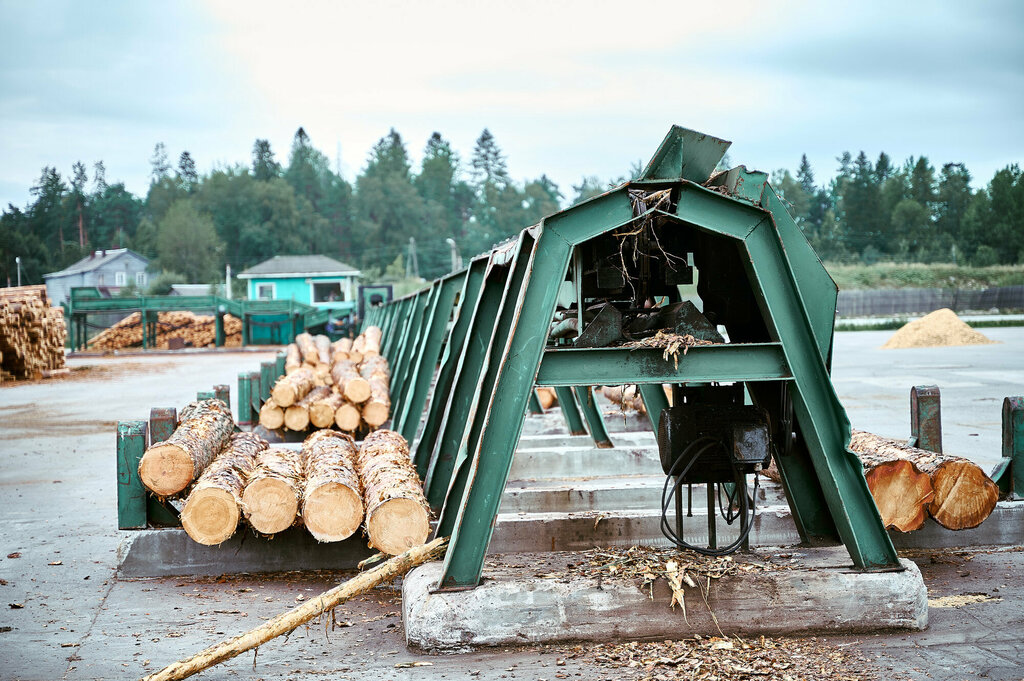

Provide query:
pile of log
left=850, top=430, right=999, bottom=532
left=259, top=327, right=392, bottom=435
left=0, top=285, right=66, bottom=381
left=88, top=311, right=242, bottom=350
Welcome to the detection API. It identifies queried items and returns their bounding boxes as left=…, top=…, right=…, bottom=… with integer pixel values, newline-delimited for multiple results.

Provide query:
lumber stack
left=850, top=430, right=999, bottom=531
left=139, top=399, right=236, bottom=497
left=0, top=285, right=66, bottom=381
left=259, top=327, right=392, bottom=436
left=301, top=430, right=363, bottom=542
left=88, top=311, right=242, bottom=350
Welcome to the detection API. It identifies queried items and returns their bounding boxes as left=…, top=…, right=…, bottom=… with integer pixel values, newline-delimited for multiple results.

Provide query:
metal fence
left=837, top=285, right=1024, bottom=317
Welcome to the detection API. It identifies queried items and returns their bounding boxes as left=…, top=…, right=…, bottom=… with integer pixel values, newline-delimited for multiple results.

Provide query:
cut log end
left=343, top=378, right=371, bottom=404
left=181, top=488, right=240, bottom=545
left=366, top=498, right=430, bottom=555
left=259, top=403, right=284, bottom=430
left=929, top=460, right=1000, bottom=530
left=362, top=402, right=389, bottom=428
left=283, top=405, right=310, bottom=432
left=303, top=483, right=363, bottom=542
left=308, top=403, right=336, bottom=429
left=138, top=444, right=194, bottom=497
left=242, top=478, right=299, bottom=535
left=864, top=460, right=934, bottom=532
left=271, top=384, right=298, bottom=408
left=335, top=404, right=361, bottom=431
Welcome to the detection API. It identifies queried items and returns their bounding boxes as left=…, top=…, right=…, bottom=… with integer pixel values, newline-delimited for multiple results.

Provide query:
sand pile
left=882, top=308, right=996, bottom=349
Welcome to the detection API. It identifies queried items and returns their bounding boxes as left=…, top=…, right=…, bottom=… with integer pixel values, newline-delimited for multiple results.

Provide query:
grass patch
left=826, top=263, right=1024, bottom=290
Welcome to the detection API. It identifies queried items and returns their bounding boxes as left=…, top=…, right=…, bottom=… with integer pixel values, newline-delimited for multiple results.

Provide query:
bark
left=330, top=359, right=370, bottom=403
left=362, top=325, right=382, bottom=356
left=301, top=430, right=363, bottom=542
left=139, top=399, right=235, bottom=497
left=308, top=389, right=346, bottom=429
left=241, top=447, right=304, bottom=535
left=141, top=537, right=448, bottom=681
left=258, top=397, right=285, bottom=430
left=601, top=385, right=647, bottom=415
left=271, top=366, right=315, bottom=407
left=330, top=337, right=353, bottom=364
left=284, top=343, right=302, bottom=374
left=356, top=430, right=430, bottom=555
left=86, top=310, right=242, bottom=351
left=295, top=332, right=319, bottom=365
left=0, top=286, right=65, bottom=380
left=313, top=334, right=332, bottom=365
left=850, top=430, right=998, bottom=530
left=536, top=387, right=558, bottom=410
left=180, top=433, right=268, bottom=545
left=351, top=333, right=366, bottom=355
left=284, top=386, right=331, bottom=432
left=359, top=354, right=392, bottom=428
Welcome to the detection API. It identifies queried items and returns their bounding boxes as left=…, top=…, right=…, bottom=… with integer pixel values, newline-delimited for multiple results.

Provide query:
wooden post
left=910, top=385, right=942, bottom=453
left=117, top=420, right=148, bottom=529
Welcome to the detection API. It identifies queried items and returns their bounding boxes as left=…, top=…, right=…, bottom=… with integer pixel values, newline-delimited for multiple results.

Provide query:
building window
left=312, top=281, right=344, bottom=303
left=256, top=283, right=275, bottom=300
left=136, top=272, right=147, bottom=287
left=115, top=271, right=127, bottom=286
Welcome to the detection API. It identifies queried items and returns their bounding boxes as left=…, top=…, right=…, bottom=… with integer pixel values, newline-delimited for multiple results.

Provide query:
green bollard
left=116, top=421, right=149, bottom=529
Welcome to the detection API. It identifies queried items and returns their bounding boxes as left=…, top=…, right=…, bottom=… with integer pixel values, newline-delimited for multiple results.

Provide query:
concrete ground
left=0, top=330, right=1022, bottom=680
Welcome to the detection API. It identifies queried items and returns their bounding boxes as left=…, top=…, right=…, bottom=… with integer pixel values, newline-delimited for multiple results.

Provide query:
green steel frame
left=364, top=125, right=900, bottom=588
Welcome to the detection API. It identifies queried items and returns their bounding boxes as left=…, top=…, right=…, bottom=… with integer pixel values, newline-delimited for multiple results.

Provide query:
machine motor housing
left=657, top=402, right=771, bottom=483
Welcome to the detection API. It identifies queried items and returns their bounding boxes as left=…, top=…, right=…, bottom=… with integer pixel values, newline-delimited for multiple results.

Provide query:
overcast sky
left=1, top=0, right=1022, bottom=210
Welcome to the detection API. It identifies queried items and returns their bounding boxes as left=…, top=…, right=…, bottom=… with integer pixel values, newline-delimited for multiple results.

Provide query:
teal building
left=238, top=255, right=361, bottom=319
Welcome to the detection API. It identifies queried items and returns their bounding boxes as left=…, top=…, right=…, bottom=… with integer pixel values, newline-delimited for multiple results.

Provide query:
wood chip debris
left=927, top=593, right=1002, bottom=608
left=568, top=635, right=877, bottom=680
left=620, top=331, right=713, bottom=369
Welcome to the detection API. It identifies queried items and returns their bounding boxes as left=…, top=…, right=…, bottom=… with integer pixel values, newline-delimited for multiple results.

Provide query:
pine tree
left=150, top=143, right=171, bottom=183
left=470, top=129, right=510, bottom=191
left=70, top=161, right=89, bottom=247
left=252, top=139, right=281, bottom=181
left=177, top=152, right=199, bottom=193
left=93, top=161, right=107, bottom=193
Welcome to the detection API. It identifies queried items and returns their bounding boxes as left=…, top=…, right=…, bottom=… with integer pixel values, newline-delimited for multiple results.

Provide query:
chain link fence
left=837, top=285, right=1024, bottom=317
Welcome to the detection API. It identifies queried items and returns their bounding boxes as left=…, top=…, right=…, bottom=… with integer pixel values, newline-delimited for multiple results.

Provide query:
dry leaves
left=622, top=331, right=713, bottom=369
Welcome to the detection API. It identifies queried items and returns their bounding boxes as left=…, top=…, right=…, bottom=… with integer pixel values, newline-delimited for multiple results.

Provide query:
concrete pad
left=403, top=550, right=928, bottom=652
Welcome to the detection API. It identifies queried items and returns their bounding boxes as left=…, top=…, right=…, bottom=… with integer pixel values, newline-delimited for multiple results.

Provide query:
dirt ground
left=1, top=343, right=1022, bottom=680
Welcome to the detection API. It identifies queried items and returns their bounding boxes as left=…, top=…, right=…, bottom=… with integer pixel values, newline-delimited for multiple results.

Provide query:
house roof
left=237, top=255, right=359, bottom=279
left=44, top=248, right=148, bottom=279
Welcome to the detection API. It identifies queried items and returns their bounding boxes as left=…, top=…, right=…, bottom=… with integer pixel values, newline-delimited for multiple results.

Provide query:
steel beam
left=574, top=386, right=612, bottom=448
left=995, top=396, right=1024, bottom=499
left=117, top=420, right=148, bottom=529
left=910, top=385, right=942, bottom=453
left=554, top=386, right=587, bottom=436
left=391, top=286, right=436, bottom=420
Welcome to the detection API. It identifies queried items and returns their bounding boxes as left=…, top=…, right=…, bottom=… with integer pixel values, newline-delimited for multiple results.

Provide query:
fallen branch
left=142, top=537, right=448, bottom=681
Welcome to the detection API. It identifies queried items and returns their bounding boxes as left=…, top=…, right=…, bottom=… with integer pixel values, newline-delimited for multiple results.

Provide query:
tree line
left=2, top=127, right=1022, bottom=290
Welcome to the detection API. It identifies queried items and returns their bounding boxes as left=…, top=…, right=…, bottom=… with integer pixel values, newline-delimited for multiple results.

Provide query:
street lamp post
left=15, top=256, right=21, bottom=287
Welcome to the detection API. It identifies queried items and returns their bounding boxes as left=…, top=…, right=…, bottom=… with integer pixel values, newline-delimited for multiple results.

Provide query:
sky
left=1, top=0, right=1022, bottom=210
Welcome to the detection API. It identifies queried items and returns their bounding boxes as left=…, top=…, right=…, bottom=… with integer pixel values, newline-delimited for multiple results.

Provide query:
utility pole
left=445, top=238, right=462, bottom=272
left=406, top=237, right=419, bottom=279
left=225, top=264, right=232, bottom=299
left=15, top=256, right=21, bottom=287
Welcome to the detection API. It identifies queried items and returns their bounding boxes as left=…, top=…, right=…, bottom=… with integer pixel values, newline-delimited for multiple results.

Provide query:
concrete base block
left=403, top=551, right=928, bottom=652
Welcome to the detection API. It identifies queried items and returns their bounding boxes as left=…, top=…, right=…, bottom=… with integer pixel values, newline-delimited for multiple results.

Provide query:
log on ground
left=602, top=385, right=647, bottom=414
left=356, top=430, right=430, bottom=555
left=301, top=430, right=363, bottom=542
left=334, top=400, right=362, bottom=432
left=180, top=433, right=268, bottom=545
left=241, top=447, right=304, bottom=535
left=139, top=399, right=235, bottom=497
left=359, top=354, right=391, bottom=428
left=850, top=430, right=998, bottom=530
left=271, top=367, right=315, bottom=407
left=259, top=398, right=285, bottom=430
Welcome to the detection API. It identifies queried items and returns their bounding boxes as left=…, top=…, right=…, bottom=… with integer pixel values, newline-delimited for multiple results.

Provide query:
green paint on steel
left=639, top=125, right=731, bottom=183
left=910, top=385, right=942, bottom=453
left=995, top=396, right=1024, bottom=498
left=528, top=390, right=543, bottom=414
left=215, top=313, right=225, bottom=347
left=554, top=386, right=587, bottom=436
left=214, top=384, right=230, bottom=408
left=537, top=344, right=791, bottom=386
left=638, top=384, right=670, bottom=434
left=196, top=390, right=215, bottom=401
left=424, top=248, right=517, bottom=511
left=436, top=234, right=533, bottom=541
left=440, top=190, right=636, bottom=587
left=260, top=361, right=276, bottom=403
left=275, top=352, right=286, bottom=381
left=574, top=386, right=613, bottom=448
left=248, top=371, right=262, bottom=420
left=117, top=420, right=149, bottom=529
left=148, top=407, right=177, bottom=444
left=414, top=258, right=487, bottom=479
left=673, top=181, right=898, bottom=569
left=391, top=287, right=436, bottom=417
left=397, top=273, right=465, bottom=442
left=236, top=372, right=253, bottom=426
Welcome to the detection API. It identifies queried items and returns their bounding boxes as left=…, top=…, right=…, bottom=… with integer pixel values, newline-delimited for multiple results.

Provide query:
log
left=301, top=430, right=363, bottom=542
left=330, top=359, right=370, bottom=404
left=141, top=537, right=448, bottom=681
left=180, top=433, right=268, bottom=545
left=258, top=397, right=285, bottom=430
left=241, top=447, right=304, bottom=535
left=139, top=399, right=235, bottom=497
left=270, top=366, right=315, bottom=407
left=850, top=430, right=998, bottom=530
left=295, top=332, right=319, bottom=365
left=0, top=286, right=66, bottom=381
left=853, top=440, right=935, bottom=533
left=362, top=325, right=382, bottom=356
left=334, top=400, right=362, bottom=432
left=308, top=389, right=346, bottom=429
left=601, top=385, right=647, bottom=414
left=359, top=354, right=391, bottom=428
left=356, top=430, right=430, bottom=555
left=284, top=385, right=331, bottom=432
left=536, top=387, right=558, bottom=410
left=331, top=337, right=353, bottom=363
left=87, top=310, right=241, bottom=350
left=284, top=343, right=302, bottom=374
left=314, top=334, right=332, bottom=365
left=351, top=333, right=365, bottom=355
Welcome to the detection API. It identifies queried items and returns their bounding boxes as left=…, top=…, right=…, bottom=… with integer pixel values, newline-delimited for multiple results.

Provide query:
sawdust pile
left=881, top=308, right=996, bottom=349
left=572, top=636, right=877, bottom=680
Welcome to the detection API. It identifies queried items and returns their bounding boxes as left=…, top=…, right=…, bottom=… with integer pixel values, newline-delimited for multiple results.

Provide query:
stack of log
left=0, top=285, right=66, bottom=381
left=850, top=430, right=999, bottom=532
left=259, top=327, right=392, bottom=435
left=88, top=311, right=242, bottom=350
left=139, top=402, right=428, bottom=553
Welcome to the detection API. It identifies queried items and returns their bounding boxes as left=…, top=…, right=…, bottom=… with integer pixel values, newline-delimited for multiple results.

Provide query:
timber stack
left=0, top=285, right=66, bottom=382
left=260, top=327, right=392, bottom=436
left=88, top=311, right=242, bottom=350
